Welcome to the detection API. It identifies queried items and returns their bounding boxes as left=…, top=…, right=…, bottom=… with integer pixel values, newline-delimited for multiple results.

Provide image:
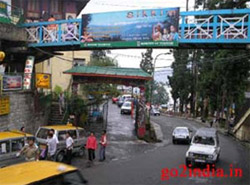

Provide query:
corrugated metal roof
left=64, top=66, right=152, bottom=80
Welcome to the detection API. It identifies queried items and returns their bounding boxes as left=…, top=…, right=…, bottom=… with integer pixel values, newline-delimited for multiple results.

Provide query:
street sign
left=0, top=96, right=10, bottom=115
left=81, top=7, right=179, bottom=49
left=23, top=56, right=35, bottom=90
left=35, top=73, right=51, bottom=89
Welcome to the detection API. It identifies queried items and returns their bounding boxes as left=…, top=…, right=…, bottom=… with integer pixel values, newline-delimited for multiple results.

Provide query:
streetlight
left=149, top=52, right=172, bottom=120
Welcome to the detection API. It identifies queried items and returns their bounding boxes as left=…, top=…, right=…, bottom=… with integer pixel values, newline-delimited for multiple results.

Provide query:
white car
left=172, top=127, right=191, bottom=144
left=185, top=128, right=220, bottom=167
left=151, top=108, right=160, bottom=116
left=120, top=101, right=132, bottom=114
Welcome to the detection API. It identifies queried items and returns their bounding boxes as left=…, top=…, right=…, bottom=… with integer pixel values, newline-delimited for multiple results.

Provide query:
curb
left=150, top=121, right=164, bottom=142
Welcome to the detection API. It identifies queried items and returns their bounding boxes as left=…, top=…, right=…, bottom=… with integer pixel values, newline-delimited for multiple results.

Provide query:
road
left=75, top=103, right=250, bottom=185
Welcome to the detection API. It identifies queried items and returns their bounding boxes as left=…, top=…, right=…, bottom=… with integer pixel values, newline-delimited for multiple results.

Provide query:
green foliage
left=54, top=85, right=63, bottom=96
left=140, top=49, right=153, bottom=75
left=152, top=82, right=169, bottom=105
left=81, top=50, right=119, bottom=104
left=140, top=49, right=153, bottom=102
left=168, top=49, right=193, bottom=112
left=195, top=0, right=248, bottom=9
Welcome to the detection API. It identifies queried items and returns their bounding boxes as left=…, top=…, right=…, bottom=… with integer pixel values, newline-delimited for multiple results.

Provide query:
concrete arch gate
left=64, top=66, right=152, bottom=139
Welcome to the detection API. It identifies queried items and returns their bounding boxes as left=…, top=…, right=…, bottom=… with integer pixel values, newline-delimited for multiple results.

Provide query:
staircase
left=48, top=102, right=65, bottom=125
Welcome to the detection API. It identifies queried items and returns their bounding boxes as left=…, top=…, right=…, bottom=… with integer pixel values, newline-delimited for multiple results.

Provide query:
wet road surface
left=74, top=103, right=250, bottom=185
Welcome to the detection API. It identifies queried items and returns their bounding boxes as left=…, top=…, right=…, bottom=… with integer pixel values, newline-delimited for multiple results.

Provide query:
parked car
left=151, top=108, right=161, bottom=116
left=117, top=94, right=132, bottom=107
left=35, top=124, right=87, bottom=162
left=0, top=161, right=88, bottom=184
left=121, top=101, right=132, bottom=114
left=0, top=130, right=34, bottom=168
left=112, top=96, right=119, bottom=104
left=185, top=128, right=220, bottom=167
left=172, top=127, right=191, bottom=144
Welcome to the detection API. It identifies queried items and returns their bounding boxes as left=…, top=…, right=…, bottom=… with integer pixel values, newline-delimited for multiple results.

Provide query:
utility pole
left=186, top=0, right=189, bottom=11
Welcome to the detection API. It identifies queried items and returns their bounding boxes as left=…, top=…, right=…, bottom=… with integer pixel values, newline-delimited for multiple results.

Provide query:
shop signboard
left=35, top=73, right=51, bottom=89
left=23, top=56, right=35, bottom=90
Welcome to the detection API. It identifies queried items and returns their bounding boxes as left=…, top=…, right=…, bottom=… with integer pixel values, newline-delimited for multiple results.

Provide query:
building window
left=50, top=0, right=62, bottom=13
left=73, top=58, right=86, bottom=67
left=27, top=0, right=39, bottom=12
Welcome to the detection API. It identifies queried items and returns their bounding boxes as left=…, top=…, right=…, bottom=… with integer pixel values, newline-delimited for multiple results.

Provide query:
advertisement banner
left=81, top=7, right=179, bottom=48
left=0, top=96, right=10, bottom=116
left=35, top=73, right=51, bottom=89
left=3, top=75, right=22, bottom=91
left=23, top=56, right=35, bottom=90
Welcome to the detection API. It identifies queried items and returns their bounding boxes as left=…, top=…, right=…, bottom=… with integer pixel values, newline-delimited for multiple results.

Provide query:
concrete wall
left=235, top=116, right=250, bottom=141
left=35, top=50, right=91, bottom=91
left=0, top=91, right=48, bottom=134
left=0, top=23, right=27, bottom=42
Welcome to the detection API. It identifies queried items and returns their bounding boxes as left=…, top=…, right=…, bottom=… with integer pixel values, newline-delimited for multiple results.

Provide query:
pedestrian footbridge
left=22, top=9, right=250, bottom=50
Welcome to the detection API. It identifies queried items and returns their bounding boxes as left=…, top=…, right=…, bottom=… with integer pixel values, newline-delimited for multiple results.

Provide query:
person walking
left=65, top=131, right=74, bottom=164
left=47, top=14, right=57, bottom=42
left=86, top=132, right=97, bottom=164
left=99, top=130, right=107, bottom=162
left=46, top=132, right=57, bottom=161
left=19, top=138, right=39, bottom=161
left=49, top=129, right=59, bottom=144
left=59, top=92, right=65, bottom=115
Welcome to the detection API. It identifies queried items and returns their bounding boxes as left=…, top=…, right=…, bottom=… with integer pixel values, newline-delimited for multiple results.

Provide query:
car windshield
left=36, top=128, right=49, bottom=139
left=193, top=136, right=215, bottom=145
left=175, top=128, right=188, bottom=134
left=123, top=102, right=131, bottom=107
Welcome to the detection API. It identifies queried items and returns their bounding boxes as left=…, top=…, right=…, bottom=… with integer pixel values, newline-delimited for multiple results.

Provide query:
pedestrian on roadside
left=47, top=14, right=57, bottom=42
left=46, top=132, right=57, bottom=161
left=19, top=138, right=39, bottom=161
left=49, top=129, right=59, bottom=144
left=86, top=132, right=97, bottom=163
left=99, top=130, right=107, bottom=162
left=59, top=92, right=65, bottom=115
left=20, top=126, right=25, bottom=132
left=65, top=131, right=74, bottom=164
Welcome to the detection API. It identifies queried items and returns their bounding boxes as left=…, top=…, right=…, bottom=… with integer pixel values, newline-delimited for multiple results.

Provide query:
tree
left=140, top=49, right=153, bottom=75
left=152, top=82, right=169, bottom=105
left=81, top=51, right=119, bottom=104
left=140, top=49, right=154, bottom=102
left=168, top=49, right=193, bottom=113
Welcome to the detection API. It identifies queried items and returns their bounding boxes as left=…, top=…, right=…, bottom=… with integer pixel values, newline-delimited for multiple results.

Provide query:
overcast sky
left=81, top=0, right=195, bottom=70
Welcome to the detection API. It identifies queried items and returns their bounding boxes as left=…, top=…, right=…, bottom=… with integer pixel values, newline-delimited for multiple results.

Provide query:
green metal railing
left=0, top=1, right=24, bottom=25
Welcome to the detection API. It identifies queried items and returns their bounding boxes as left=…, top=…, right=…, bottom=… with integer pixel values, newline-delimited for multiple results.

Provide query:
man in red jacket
left=86, top=131, right=97, bottom=163
left=99, top=130, right=107, bottom=162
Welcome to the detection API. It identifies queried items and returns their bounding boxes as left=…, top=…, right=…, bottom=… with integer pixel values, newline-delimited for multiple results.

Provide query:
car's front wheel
left=56, top=151, right=65, bottom=162
left=78, top=147, right=85, bottom=157
left=186, top=158, right=191, bottom=167
left=216, top=154, right=220, bottom=162
left=172, top=138, right=176, bottom=144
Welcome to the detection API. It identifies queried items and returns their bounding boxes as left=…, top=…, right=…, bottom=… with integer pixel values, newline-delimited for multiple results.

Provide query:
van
left=0, top=130, right=34, bottom=168
left=35, top=124, right=87, bottom=162
left=0, top=161, right=88, bottom=185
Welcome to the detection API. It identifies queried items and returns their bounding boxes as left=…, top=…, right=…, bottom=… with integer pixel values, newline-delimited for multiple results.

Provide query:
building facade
left=12, top=0, right=89, bottom=21
left=35, top=51, right=91, bottom=91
